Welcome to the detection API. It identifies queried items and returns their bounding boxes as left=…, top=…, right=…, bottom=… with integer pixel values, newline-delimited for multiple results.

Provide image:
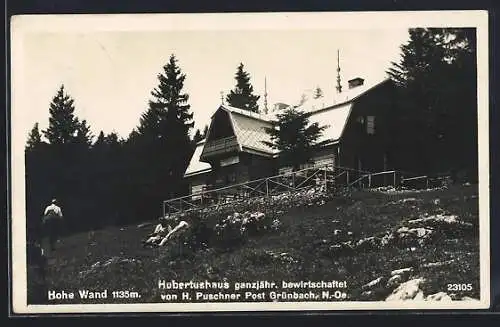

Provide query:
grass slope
left=37, top=184, right=480, bottom=304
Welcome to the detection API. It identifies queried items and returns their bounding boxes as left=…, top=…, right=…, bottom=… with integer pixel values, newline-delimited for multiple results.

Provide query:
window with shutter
left=367, top=116, right=375, bottom=135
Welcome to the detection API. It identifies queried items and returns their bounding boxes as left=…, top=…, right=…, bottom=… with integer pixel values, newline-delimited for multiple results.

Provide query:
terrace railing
left=162, top=164, right=451, bottom=217
left=163, top=164, right=373, bottom=217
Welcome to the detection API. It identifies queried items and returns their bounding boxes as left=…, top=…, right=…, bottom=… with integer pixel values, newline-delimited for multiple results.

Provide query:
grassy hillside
left=33, top=184, right=480, bottom=304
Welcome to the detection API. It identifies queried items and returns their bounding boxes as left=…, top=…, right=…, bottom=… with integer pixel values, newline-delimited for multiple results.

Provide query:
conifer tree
left=75, top=119, right=94, bottom=148
left=263, top=107, right=331, bottom=171
left=387, top=28, right=477, bottom=178
left=43, top=85, right=81, bottom=146
left=138, top=54, right=194, bottom=144
left=132, top=54, right=194, bottom=211
left=313, top=86, right=324, bottom=99
left=226, top=63, right=260, bottom=112
left=192, top=124, right=209, bottom=143
left=94, top=131, right=106, bottom=147
left=26, top=122, right=43, bottom=152
left=193, top=129, right=204, bottom=143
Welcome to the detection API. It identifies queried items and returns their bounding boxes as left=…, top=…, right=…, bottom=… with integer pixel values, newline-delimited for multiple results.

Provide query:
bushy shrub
left=213, top=211, right=278, bottom=249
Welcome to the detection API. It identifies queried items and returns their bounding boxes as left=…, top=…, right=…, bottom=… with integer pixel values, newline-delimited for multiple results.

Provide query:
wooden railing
left=200, top=136, right=239, bottom=159
left=163, top=164, right=364, bottom=217
left=163, top=164, right=450, bottom=217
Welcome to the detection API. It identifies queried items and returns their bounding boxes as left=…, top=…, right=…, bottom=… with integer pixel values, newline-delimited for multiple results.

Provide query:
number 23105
left=447, top=283, right=473, bottom=291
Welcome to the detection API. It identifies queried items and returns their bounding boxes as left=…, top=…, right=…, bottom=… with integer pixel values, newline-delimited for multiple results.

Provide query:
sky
left=11, top=10, right=486, bottom=146
left=15, top=21, right=410, bottom=143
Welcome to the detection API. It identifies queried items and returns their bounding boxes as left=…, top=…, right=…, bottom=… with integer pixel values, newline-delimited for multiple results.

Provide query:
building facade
left=184, top=77, right=399, bottom=197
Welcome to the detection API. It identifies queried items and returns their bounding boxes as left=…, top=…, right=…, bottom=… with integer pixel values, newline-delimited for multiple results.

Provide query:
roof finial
left=220, top=91, right=224, bottom=105
left=264, top=77, right=269, bottom=115
left=336, top=49, right=342, bottom=95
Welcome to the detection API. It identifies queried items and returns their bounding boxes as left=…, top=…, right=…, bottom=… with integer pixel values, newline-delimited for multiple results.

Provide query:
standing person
left=42, top=198, right=63, bottom=251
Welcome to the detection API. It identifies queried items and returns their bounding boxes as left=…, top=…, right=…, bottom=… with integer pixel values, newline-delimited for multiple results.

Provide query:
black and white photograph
left=10, top=11, right=490, bottom=313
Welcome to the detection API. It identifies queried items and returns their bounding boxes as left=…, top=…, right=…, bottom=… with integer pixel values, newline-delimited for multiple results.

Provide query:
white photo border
left=9, top=10, right=490, bottom=314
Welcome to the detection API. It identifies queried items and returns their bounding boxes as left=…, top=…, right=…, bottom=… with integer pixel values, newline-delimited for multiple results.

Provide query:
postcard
left=9, top=10, right=490, bottom=313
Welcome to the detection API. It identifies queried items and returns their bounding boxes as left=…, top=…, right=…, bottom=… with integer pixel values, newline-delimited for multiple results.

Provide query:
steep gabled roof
left=184, top=140, right=212, bottom=178
left=183, top=78, right=391, bottom=177
left=219, top=105, right=277, bottom=156
left=310, top=102, right=352, bottom=144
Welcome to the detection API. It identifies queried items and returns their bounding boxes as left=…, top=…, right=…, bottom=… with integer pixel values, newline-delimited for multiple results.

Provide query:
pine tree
left=192, top=124, right=209, bottom=143
left=43, top=85, right=81, bottom=146
left=75, top=119, right=94, bottom=148
left=138, top=54, right=194, bottom=143
left=26, top=123, right=43, bottom=152
left=193, top=129, right=204, bottom=143
left=226, top=63, right=260, bottom=112
left=313, top=86, right=324, bottom=99
left=25, top=122, right=48, bottom=247
left=387, top=28, right=477, bottom=178
left=94, top=131, right=106, bottom=147
left=263, top=107, right=331, bottom=171
left=104, top=132, right=120, bottom=145
left=131, top=53, right=195, bottom=214
left=298, top=93, right=308, bottom=106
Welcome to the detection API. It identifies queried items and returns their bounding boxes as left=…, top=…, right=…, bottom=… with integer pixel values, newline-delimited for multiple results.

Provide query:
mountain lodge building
left=184, top=77, right=399, bottom=197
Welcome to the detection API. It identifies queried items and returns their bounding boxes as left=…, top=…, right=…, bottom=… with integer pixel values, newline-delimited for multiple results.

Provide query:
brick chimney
left=348, top=77, right=364, bottom=89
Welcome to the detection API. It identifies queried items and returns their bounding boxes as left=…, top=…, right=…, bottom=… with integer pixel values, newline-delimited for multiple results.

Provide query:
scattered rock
left=387, top=198, right=422, bottom=206
left=408, top=214, right=459, bottom=225
left=386, top=278, right=425, bottom=301
left=361, top=290, right=373, bottom=297
left=379, top=232, right=394, bottom=246
left=362, top=277, right=384, bottom=290
left=426, top=292, right=452, bottom=301
left=356, top=236, right=379, bottom=250
left=79, top=257, right=139, bottom=278
left=386, top=274, right=402, bottom=288
left=422, top=259, right=455, bottom=268
left=390, top=267, right=414, bottom=277
left=414, top=291, right=425, bottom=300
left=266, top=251, right=298, bottom=264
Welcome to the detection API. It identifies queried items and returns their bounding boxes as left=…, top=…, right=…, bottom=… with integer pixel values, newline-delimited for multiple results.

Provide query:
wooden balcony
left=200, top=136, right=239, bottom=160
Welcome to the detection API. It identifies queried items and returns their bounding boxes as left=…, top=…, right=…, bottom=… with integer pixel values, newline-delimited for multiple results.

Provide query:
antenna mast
left=264, top=77, right=269, bottom=114
left=336, top=49, right=342, bottom=94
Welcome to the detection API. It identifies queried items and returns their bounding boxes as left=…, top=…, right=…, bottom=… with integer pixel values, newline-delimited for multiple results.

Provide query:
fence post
left=292, top=173, right=295, bottom=189
left=393, top=171, right=396, bottom=187
left=368, top=174, right=372, bottom=188
left=266, top=179, right=269, bottom=197
left=346, top=170, right=350, bottom=186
